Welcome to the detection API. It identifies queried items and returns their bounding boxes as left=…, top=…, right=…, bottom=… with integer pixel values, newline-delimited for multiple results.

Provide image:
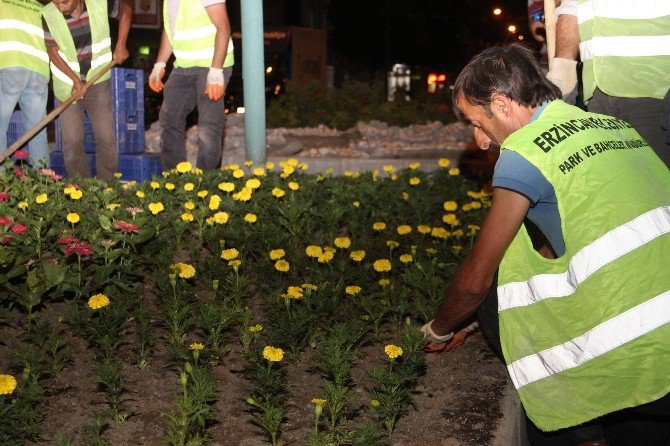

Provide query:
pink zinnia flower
left=113, top=220, right=138, bottom=234
left=11, top=224, right=27, bottom=235
left=13, top=167, right=24, bottom=179
left=58, top=236, right=80, bottom=245
left=0, top=217, right=13, bottom=227
left=51, top=174, right=63, bottom=181
left=1, top=235, right=12, bottom=245
left=65, top=242, right=91, bottom=257
left=0, top=192, right=10, bottom=202
left=41, top=168, right=56, bottom=176
left=13, top=149, right=28, bottom=160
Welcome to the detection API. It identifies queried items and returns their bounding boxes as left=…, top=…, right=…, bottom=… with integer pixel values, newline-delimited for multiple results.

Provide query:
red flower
left=0, top=217, right=13, bottom=227
left=51, top=174, right=63, bottom=181
left=11, top=224, right=27, bottom=235
left=13, top=167, right=24, bottom=179
left=0, top=192, right=10, bottom=202
left=65, top=242, right=91, bottom=257
left=113, top=220, right=138, bottom=234
left=1, top=235, right=12, bottom=245
left=13, top=149, right=28, bottom=160
left=58, top=236, right=80, bottom=245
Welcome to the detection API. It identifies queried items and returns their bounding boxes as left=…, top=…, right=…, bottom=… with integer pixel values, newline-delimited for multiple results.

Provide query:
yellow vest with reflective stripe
left=498, top=100, right=670, bottom=431
left=163, top=0, right=234, bottom=69
left=42, top=0, right=112, bottom=101
left=577, top=0, right=670, bottom=101
left=0, top=0, right=50, bottom=79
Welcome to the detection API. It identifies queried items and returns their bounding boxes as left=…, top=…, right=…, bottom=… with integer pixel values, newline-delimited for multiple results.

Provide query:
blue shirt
left=492, top=101, right=566, bottom=256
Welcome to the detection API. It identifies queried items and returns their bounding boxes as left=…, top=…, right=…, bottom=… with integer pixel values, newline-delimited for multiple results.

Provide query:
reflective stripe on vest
left=0, top=1, right=50, bottom=78
left=577, top=0, right=670, bottom=101
left=42, top=0, right=111, bottom=101
left=497, top=100, right=670, bottom=432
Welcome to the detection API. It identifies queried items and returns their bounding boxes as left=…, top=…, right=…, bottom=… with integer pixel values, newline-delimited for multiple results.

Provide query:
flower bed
left=0, top=160, right=507, bottom=445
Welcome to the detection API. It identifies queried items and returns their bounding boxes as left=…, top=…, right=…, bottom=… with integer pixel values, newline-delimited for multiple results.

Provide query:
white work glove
left=205, top=67, right=225, bottom=101
left=148, top=61, right=166, bottom=93
left=420, top=319, right=454, bottom=344
left=547, top=58, right=578, bottom=104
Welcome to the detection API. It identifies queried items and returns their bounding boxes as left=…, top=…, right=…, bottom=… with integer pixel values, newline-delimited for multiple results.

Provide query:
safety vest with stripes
left=163, top=0, right=234, bottom=69
left=0, top=0, right=50, bottom=79
left=42, top=0, right=112, bottom=101
left=497, top=100, right=670, bottom=431
left=577, top=0, right=670, bottom=102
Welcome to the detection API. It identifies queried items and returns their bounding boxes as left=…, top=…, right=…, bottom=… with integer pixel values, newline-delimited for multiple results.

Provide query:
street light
left=507, top=25, right=517, bottom=33
left=493, top=7, right=502, bottom=16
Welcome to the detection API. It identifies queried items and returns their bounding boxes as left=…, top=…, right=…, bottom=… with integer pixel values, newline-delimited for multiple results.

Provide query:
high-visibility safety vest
left=163, top=0, right=234, bottom=69
left=497, top=100, right=670, bottom=432
left=577, top=0, right=670, bottom=102
left=0, top=0, right=50, bottom=79
left=42, top=0, right=112, bottom=101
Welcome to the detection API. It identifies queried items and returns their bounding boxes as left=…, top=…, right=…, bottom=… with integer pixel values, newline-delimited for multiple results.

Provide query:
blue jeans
left=0, top=67, right=49, bottom=168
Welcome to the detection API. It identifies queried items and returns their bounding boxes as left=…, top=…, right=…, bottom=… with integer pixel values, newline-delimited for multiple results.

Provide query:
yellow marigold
left=384, top=344, right=403, bottom=359
left=282, top=164, right=295, bottom=175
left=269, top=249, right=285, bottom=260
left=284, top=286, right=304, bottom=299
left=150, top=181, right=160, bottom=190
left=183, top=183, right=195, bottom=192
left=350, top=250, right=366, bottom=261
left=452, top=245, right=463, bottom=253
left=18, top=201, right=29, bottom=209
left=452, top=229, right=464, bottom=237
left=35, top=193, right=48, bottom=204
left=386, top=240, right=399, bottom=248
left=232, top=169, right=245, bottom=178
left=443, top=201, right=458, bottom=211
left=379, top=278, right=390, bottom=287
left=106, top=203, right=121, bottom=210
left=305, top=245, right=323, bottom=258
left=298, top=162, right=308, bottom=170
left=181, top=213, right=194, bottom=222
left=135, top=191, right=145, bottom=199
left=272, top=187, right=285, bottom=198
left=302, top=283, right=317, bottom=291
left=165, top=182, right=175, bottom=190
left=263, top=346, right=284, bottom=362
left=253, top=167, right=266, bottom=176
left=288, top=181, right=299, bottom=191
left=468, top=224, right=481, bottom=234
left=334, top=237, right=351, bottom=249
left=431, top=227, right=450, bottom=239
left=87, top=293, right=110, bottom=310
left=401, top=192, right=409, bottom=201
left=171, top=262, right=196, bottom=279
left=70, top=189, right=83, bottom=200
left=409, top=177, right=420, bottom=186
left=345, top=285, right=361, bottom=295
left=469, top=201, right=482, bottom=210
left=442, top=214, right=460, bottom=227
left=462, top=203, right=473, bottom=212
left=438, top=158, right=451, bottom=168
left=176, top=161, right=192, bottom=173
left=266, top=161, right=275, bottom=169
left=221, top=248, right=239, bottom=260
left=245, top=178, right=261, bottom=189
left=244, top=160, right=254, bottom=166
left=467, top=190, right=488, bottom=200
left=189, top=342, right=204, bottom=350
left=373, top=259, right=392, bottom=272
left=184, top=201, right=196, bottom=210
left=0, top=374, right=17, bottom=395
left=197, top=190, right=208, bottom=198
left=225, top=163, right=239, bottom=170
left=208, top=194, right=221, bottom=210
left=317, top=250, right=334, bottom=263
left=417, top=225, right=431, bottom=234
left=275, top=259, right=290, bottom=272
left=122, top=181, right=136, bottom=190
left=218, top=182, right=235, bottom=192
left=399, top=254, right=413, bottom=263
left=426, top=247, right=438, bottom=255
left=344, top=170, right=354, bottom=177
left=353, top=201, right=360, bottom=208
left=396, top=225, right=412, bottom=235
left=244, top=213, right=257, bottom=223
left=66, top=213, right=80, bottom=224
left=249, top=324, right=263, bottom=332
left=229, top=259, right=241, bottom=267
left=148, top=202, right=164, bottom=215
left=212, top=212, right=229, bottom=224
left=233, top=187, right=253, bottom=202
left=382, top=164, right=394, bottom=173
left=372, top=222, right=386, bottom=231
left=114, top=172, right=123, bottom=178
left=370, top=399, right=380, bottom=407
left=312, top=398, right=326, bottom=406
left=448, top=167, right=460, bottom=176
left=409, top=162, right=420, bottom=170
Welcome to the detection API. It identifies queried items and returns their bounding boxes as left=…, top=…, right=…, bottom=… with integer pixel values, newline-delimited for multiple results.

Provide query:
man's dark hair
left=452, top=45, right=561, bottom=121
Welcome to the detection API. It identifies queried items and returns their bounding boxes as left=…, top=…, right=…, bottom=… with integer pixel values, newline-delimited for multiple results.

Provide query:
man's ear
left=490, top=93, right=511, bottom=116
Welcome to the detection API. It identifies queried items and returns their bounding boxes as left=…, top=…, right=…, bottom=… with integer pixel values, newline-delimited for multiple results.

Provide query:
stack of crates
left=6, top=111, right=25, bottom=148
left=51, top=67, right=162, bottom=181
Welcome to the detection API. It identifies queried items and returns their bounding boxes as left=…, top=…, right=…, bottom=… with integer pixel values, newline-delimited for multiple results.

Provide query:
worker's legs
left=59, top=99, right=90, bottom=178
left=85, top=80, right=118, bottom=181
left=194, top=66, right=232, bottom=170
left=17, top=70, right=49, bottom=168
left=0, top=67, right=25, bottom=169
left=159, top=67, right=197, bottom=170
left=588, top=88, right=669, bottom=168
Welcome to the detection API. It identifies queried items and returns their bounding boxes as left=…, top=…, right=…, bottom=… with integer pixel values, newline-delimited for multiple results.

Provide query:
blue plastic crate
left=112, top=68, right=144, bottom=112
left=50, top=151, right=96, bottom=177
left=7, top=111, right=26, bottom=147
left=118, top=153, right=161, bottom=182
left=114, top=110, right=145, bottom=154
left=55, top=110, right=97, bottom=154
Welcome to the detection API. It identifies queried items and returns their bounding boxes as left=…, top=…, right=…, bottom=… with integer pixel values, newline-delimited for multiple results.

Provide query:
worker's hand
left=547, top=58, right=578, bottom=104
left=113, top=45, right=129, bottom=64
left=422, top=320, right=479, bottom=354
left=72, top=78, right=87, bottom=100
left=421, top=319, right=454, bottom=344
left=149, top=62, right=166, bottom=93
left=205, top=67, right=225, bottom=101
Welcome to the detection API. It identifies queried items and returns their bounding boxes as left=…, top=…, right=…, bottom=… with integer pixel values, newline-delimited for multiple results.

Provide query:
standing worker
left=423, top=45, right=670, bottom=444
left=0, top=0, right=50, bottom=169
left=148, top=0, right=234, bottom=171
left=41, top=0, right=132, bottom=180
left=547, top=0, right=670, bottom=167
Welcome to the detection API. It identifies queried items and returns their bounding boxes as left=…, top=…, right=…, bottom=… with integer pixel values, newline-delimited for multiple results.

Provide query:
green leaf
left=99, top=214, right=112, bottom=231
left=42, top=262, right=68, bottom=287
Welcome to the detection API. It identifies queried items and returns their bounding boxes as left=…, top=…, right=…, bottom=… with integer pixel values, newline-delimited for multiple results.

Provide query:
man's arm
left=547, top=0, right=579, bottom=102
left=148, top=30, right=173, bottom=93
left=113, top=0, right=132, bottom=63
left=204, top=2, right=231, bottom=101
left=428, top=188, right=530, bottom=337
left=46, top=45, right=87, bottom=99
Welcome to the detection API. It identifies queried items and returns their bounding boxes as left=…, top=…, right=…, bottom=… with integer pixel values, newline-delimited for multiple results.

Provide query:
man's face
left=53, top=0, right=80, bottom=15
left=456, top=94, right=512, bottom=151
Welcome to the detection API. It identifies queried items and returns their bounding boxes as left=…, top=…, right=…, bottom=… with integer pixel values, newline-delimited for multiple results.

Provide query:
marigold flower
left=229, top=259, right=241, bottom=267
left=269, top=249, right=285, bottom=260
left=373, top=259, right=392, bottom=272
left=249, top=324, right=263, bottom=332
left=353, top=201, right=360, bottom=208
left=232, top=187, right=252, bottom=201
left=165, top=182, right=175, bottom=190
left=150, top=181, right=160, bottom=190
left=232, top=169, right=245, bottom=178
left=189, top=342, right=204, bottom=350
left=113, top=172, right=123, bottom=178
left=317, top=250, right=334, bottom=263
left=370, top=399, right=380, bottom=407
left=312, top=398, right=326, bottom=406
left=302, top=283, right=317, bottom=291
left=221, top=248, right=239, bottom=260
left=467, top=190, right=488, bottom=200
left=212, top=211, right=229, bottom=224
left=409, top=162, right=420, bottom=170
left=263, top=346, right=284, bottom=362
left=396, top=225, right=412, bottom=235
left=181, top=213, right=194, bottom=222
left=88, top=293, right=110, bottom=310
left=448, top=167, right=460, bottom=176
left=284, top=286, right=304, bottom=299
left=272, top=187, right=285, bottom=198
left=184, top=201, right=196, bottom=210
left=417, top=225, right=431, bottom=234
left=184, top=182, right=195, bottom=192
left=431, top=227, right=450, bottom=239
left=379, top=278, right=390, bottom=287
left=266, top=161, right=275, bottom=169
left=245, top=178, right=261, bottom=189
left=65, top=242, right=91, bottom=257
left=209, top=194, right=222, bottom=210
left=399, top=254, right=413, bottom=263
left=334, top=237, right=351, bottom=249
left=426, top=247, right=438, bottom=255
left=253, top=167, right=266, bottom=176
left=106, top=203, right=121, bottom=210
left=384, top=344, right=403, bottom=359
left=345, top=285, right=361, bottom=295
left=136, top=191, right=145, bottom=198
left=35, top=193, right=48, bottom=204
left=0, top=374, right=18, bottom=395
left=409, top=177, right=420, bottom=185
left=453, top=245, right=463, bottom=253
left=66, top=213, right=80, bottom=224
left=452, top=229, right=464, bottom=237
left=372, top=222, right=386, bottom=231
left=18, top=201, right=28, bottom=209
left=148, top=202, right=164, bottom=215
left=288, top=181, right=299, bottom=191
left=382, top=165, right=394, bottom=173
left=438, top=158, right=451, bottom=168
left=469, top=201, right=482, bottom=210
left=443, top=201, right=458, bottom=211
left=218, top=182, right=235, bottom=192
left=443, top=214, right=460, bottom=227
left=305, top=245, right=323, bottom=258
left=275, top=259, right=290, bottom=272
left=176, top=161, right=192, bottom=173
left=70, top=189, right=83, bottom=200
left=171, top=262, right=196, bottom=279
left=350, top=250, right=366, bottom=261
left=386, top=240, right=399, bottom=248
left=244, top=213, right=257, bottom=223
left=113, top=220, right=138, bottom=233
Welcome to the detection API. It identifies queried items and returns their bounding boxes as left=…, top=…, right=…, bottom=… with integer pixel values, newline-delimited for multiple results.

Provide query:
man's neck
left=69, top=0, right=85, bottom=18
